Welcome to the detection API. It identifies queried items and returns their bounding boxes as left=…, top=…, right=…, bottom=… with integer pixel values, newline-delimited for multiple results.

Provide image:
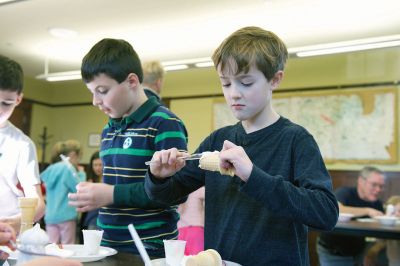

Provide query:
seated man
left=317, top=166, right=385, bottom=266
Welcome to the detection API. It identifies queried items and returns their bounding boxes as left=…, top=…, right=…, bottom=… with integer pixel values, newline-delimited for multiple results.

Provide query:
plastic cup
left=163, top=240, right=186, bottom=266
left=82, top=230, right=103, bottom=255
left=18, top=197, right=38, bottom=234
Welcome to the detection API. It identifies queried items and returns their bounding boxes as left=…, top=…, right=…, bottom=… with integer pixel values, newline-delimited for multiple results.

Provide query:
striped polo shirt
left=98, top=96, right=188, bottom=253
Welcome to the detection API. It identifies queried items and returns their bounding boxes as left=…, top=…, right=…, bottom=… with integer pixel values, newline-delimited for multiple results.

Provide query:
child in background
left=86, top=150, right=102, bottom=183
left=0, top=55, right=45, bottom=234
left=41, top=140, right=86, bottom=244
left=177, top=186, right=205, bottom=255
left=145, top=26, right=338, bottom=265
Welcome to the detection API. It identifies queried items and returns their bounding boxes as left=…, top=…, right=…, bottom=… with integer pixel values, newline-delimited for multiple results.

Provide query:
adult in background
left=317, top=166, right=385, bottom=266
left=142, top=60, right=165, bottom=104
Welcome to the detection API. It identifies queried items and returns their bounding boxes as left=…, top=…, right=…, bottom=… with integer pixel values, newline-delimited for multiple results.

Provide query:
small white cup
left=82, top=230, right=104, bottom=255
left=163, top=240, right=186, bottom=266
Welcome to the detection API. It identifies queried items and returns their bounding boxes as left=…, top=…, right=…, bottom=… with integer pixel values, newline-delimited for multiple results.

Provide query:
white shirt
left=0, top=121, right=40, bottom=217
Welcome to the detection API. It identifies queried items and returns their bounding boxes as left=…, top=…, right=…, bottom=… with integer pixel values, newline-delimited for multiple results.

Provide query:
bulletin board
left=213, top=87, right=398, bottom=164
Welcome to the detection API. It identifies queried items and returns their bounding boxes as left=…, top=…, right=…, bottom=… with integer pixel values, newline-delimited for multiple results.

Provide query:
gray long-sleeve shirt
left=145, top=117, right=338, bottom=265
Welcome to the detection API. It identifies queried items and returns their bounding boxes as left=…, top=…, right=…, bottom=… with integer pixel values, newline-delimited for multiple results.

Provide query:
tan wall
left=30, top=104, right=107, bottom=164
left=22, top=47, right=400, bottom=166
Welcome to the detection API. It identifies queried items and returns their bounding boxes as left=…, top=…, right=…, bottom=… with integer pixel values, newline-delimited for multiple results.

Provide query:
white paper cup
left=163, top=240, right=186, bottom=266
left=82, top=230, right=103, bottom=255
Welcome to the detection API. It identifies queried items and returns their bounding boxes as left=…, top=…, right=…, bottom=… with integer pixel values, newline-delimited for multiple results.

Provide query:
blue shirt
left=41, top=161, right=86, bottom=224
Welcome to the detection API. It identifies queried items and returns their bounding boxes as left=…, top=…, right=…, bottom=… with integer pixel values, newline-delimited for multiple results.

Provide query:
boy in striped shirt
left=68, top=38, right=188, bottom=257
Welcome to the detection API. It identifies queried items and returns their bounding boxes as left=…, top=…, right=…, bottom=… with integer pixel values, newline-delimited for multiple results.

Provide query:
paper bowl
left=338, top=213, right=354, bottom=222
left=374, top=216, right=398, bottom=226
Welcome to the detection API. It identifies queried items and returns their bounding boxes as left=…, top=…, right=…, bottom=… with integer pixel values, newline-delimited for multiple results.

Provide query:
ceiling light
left=194, top=61, right=214, bottom=68
left=0, top=0, right=24, bottom=5
left=163, top=65, right=189, bottom=71
left=48, top=27, right=78, bottom=39
left=162, top=57, right=211, bottom=66
left=289, top=35, right=400, bottom=57
left=36, top=70, right=81, bottom=82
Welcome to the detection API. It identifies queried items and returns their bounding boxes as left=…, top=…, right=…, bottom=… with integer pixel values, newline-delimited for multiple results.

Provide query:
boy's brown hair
left=212, top=26, right=288, bottom=81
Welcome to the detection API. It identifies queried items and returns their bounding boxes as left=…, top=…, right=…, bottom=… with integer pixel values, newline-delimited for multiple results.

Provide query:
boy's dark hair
left=81, top=38, right=143, bottom=84
left=212, top=26, right=288, bottom=81
left=0, top=54, right=24, bottom=94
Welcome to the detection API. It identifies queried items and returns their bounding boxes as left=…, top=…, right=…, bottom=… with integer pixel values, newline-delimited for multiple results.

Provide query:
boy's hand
left=0, top=215, right=21, bottom=235
left=68, top=182, right=114, bottom=212
left=149, top=148, right=187, bottom=179
left=220, top=140, right=253, bottom=182
left=0, top=222, right=16, bottom=248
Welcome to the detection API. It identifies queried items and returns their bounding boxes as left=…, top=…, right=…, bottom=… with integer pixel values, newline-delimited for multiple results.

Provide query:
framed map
left=213, top=87, right=398, bottom=163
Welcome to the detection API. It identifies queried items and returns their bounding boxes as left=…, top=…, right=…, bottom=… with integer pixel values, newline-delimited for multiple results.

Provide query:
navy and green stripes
left=98, top=98, right=188, bottom=254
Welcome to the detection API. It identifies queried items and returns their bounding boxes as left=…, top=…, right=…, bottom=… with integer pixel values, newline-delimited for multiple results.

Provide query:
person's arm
left=68, top=182, right=113, bottom=212
left=68, top=181, right=184, bottom=212
left=17, top=139, right=45, bottom=221
left=226, top=138, right=339, bottom=230
left=338, top=202, right=384, bottom=217
left=25, top=184, right=45, bottom=222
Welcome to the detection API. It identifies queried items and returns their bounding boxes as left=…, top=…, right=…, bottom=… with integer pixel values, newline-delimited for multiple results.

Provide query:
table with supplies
left=333, top=218, right=400, bottom=240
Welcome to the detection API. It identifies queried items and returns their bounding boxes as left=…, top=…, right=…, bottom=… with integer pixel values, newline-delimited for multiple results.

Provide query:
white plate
left=1, top=244, right=117, bottom=263
left=356, top=218, right=375, bottom=223
left=151, top=258, right=241, bottom=266
left=61, top=244, right=117, bottom=262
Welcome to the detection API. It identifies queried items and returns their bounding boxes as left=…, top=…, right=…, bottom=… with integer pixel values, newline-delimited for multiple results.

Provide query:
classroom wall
left=167, top=47, right=400, bottom=171
left=22, top=47, right=400, bottom=166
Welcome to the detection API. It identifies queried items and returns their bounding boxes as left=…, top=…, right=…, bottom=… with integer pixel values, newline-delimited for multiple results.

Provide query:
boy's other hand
left=220, top=140, right=253, bottom=182
left=149, top=148, right=187, bottom=178
left=68, top=182, right=114, bottom=212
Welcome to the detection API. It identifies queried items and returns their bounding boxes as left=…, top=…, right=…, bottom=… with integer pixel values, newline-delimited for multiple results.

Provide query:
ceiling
left=1, top=0, right=400, bottom=78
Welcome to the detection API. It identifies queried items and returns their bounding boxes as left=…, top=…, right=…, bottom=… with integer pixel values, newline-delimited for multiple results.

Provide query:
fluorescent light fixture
left=162, top=57, right=211, bottom=66
left=0, top=0, right=24, bottom=5
left=194, top=61, right=214, bottom=68
left=289, top=35, right=400, bottom=57
left=48, top=27, right=78, bottom=39
left=163, top=64, right=189, bottom=71
left=36, top=70, right=81, bottom=82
